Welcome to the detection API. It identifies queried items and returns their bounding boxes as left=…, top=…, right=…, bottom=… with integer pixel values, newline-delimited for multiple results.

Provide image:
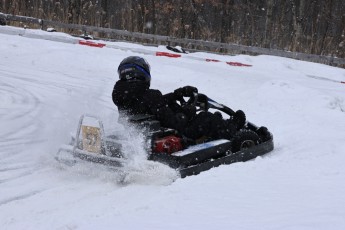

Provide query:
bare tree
left=264, top=0, right=274, bottom=48
left=1, top=0, right=345, bottom=58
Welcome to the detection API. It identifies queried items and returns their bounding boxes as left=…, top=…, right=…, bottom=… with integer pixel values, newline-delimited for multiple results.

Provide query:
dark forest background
left=1, top=0, right=344, bottom=58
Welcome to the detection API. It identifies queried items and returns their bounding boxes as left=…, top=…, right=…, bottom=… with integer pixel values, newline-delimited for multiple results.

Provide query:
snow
left=1, top=26, right=345, bottom=230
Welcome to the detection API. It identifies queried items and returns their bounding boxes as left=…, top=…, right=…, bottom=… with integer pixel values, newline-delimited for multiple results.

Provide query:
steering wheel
left=176, top=93, right=212, bottom=114
left=176, top=92, right=198, bottom=108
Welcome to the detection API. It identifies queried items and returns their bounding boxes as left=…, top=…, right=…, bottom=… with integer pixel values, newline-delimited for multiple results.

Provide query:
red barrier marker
left=79, top=40, right=106, bottom=48
left=156, top=52, right=181, bottom=58
left=206, top=59, right=221, bottom=62
left=206, top=59, right=252, bottom=67
left=226, top=62, right=252, bottom=67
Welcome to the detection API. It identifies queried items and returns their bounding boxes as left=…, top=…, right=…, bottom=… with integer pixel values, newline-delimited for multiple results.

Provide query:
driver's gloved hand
left=181, top=104, right=196, bottom=120
left=174, top=86, right=198, bottom=99
left=174, top=113, right=188, bottom=132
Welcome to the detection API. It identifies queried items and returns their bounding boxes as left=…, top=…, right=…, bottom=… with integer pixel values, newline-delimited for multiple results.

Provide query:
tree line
left=1, top=0, right=344, bottom=58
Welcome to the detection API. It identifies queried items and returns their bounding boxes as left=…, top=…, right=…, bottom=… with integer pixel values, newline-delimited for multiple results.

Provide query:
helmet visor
left=118, top=64, right=151, bottom=82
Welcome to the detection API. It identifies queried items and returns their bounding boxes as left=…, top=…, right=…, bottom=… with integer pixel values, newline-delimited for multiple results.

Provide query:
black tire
left=234, top=110, right=246, bottom=130
left=256, top=126, right=272, bottom=142
left=231, top=130, right=260, bottom=152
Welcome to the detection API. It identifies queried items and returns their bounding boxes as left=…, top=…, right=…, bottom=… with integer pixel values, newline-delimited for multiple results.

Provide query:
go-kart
left=56, top=93, right=274, bottom=178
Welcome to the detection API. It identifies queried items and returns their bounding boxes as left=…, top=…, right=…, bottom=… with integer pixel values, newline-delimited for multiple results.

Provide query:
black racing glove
left=173, top=113, right=188, bottom=132
left=181, top=104, right=196, bottom=120
left=174, top=86, right=198, bottom=99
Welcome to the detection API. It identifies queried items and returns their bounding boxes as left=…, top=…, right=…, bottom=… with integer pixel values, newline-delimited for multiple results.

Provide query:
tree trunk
left=264, top=0, right=274, bottom=48
left=291, top=0, right=305, bottom=52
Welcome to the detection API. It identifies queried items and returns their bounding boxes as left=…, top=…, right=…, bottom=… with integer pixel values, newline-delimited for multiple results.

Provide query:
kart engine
left=153, top=135, right=183, bottom=154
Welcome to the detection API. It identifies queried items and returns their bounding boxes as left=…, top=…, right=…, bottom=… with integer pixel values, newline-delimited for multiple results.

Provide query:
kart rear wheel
left=231, top=130, right=260, bottom=152
left=256, top=126, right=272, bottom=142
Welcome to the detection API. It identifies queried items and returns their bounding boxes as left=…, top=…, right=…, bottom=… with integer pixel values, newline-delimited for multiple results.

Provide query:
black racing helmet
left=117, top=56, right=151, bottom=85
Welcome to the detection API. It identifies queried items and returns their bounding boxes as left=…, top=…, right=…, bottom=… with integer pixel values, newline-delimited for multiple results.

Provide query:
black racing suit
left=112, top=80, right=190, bottom=132
left=112, top=80, right=239, bottom=141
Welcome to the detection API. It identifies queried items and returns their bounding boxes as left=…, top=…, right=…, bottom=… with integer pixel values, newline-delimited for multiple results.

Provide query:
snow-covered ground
left=1, top=26, right=345, bottom=230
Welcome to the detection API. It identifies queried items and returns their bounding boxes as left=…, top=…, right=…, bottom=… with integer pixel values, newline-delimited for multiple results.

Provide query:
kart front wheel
left=231, top=130, right=260, bottom=152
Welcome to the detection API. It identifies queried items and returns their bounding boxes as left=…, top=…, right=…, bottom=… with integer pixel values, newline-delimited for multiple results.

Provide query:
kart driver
left=112, top=56, right=246, bottom=141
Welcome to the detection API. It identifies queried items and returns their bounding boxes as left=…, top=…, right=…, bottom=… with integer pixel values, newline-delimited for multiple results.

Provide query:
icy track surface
left=1, top=27, right=345, bottom=230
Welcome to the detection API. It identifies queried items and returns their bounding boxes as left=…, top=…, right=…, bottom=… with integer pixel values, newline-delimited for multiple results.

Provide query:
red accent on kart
left=156, top=52, right=181, bottom=58
left=153, top=136, right=183, bottom=154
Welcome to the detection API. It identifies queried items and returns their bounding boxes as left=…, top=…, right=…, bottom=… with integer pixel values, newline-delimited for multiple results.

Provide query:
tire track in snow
left=0, top=80, right=42, bottom=157
left=0, top=82, right=39, bottom=120
left=0, top=47, right=113, bottom=206
left=0, top=67, right=48, bottom=199
left=0, top=190, right=45, bottom=206
left=0, top=164, right=32, bottom=172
